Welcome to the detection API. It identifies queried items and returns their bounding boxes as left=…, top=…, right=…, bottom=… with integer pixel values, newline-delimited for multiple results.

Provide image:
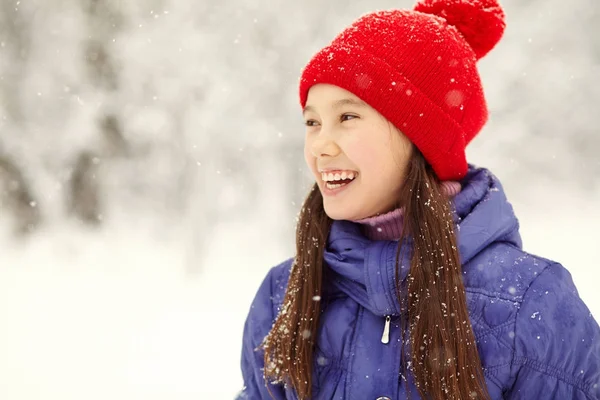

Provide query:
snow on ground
left=0, top=215, right=287, bottom=400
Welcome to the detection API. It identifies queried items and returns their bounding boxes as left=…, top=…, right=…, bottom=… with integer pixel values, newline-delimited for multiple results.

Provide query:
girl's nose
left=311, top=130, right=341, bottom=158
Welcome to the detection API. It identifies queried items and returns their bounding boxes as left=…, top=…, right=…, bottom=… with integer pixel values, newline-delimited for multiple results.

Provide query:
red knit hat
left=299, top=0, right=506, bottom=180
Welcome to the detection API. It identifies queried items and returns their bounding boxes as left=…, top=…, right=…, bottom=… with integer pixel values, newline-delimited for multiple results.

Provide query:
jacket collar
left=322, top=166, right=522, bottom=317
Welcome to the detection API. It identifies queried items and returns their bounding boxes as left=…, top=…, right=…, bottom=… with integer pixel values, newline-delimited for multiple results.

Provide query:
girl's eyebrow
left=303, top=98, right=367, bottom=116
left=332, top=98, right=367, bottom=109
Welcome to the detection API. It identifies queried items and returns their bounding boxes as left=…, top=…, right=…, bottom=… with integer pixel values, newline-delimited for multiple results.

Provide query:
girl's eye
left=305, top=120, right=319, bottom=127
left=341, top=114, right=358, bottom=122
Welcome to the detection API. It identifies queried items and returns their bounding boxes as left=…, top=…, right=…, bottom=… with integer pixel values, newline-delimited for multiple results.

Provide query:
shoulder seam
left=512, top=262, right=594, bottom=397
left=503, top=243, right=557, bottom=266
left=463, top=242, right=553, bottom=302
left=465, top=287, right=521, bottom=303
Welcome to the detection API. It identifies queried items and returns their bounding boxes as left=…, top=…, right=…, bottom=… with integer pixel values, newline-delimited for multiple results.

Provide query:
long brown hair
left=261, top=149, right=490, bottom=400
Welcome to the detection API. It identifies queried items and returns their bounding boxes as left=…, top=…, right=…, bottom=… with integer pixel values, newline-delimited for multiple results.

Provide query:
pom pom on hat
left=414, top=0, right=506, bottom=59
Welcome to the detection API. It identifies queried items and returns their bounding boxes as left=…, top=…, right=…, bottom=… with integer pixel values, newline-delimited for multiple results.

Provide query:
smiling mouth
left=321, top=172, right=358, bottom=191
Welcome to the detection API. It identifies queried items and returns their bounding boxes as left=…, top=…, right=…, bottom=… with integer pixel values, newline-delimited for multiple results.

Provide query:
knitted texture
left=353, top=181, right=462, bottom=240
left=299, top=0, right=506, bottom=180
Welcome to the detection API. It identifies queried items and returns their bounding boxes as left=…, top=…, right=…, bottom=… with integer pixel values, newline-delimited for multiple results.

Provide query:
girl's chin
left=323, top=204, right=362, bottom=221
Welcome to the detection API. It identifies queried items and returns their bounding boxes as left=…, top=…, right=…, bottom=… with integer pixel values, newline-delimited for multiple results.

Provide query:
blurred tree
left=0, top=153, right=40, bottom=234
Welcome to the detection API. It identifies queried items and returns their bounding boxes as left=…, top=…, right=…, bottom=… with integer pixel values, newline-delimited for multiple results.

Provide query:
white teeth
left=320, top=171, right=358, bottom=183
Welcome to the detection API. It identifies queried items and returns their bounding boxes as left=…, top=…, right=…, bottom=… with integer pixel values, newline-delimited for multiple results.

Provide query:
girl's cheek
left=345, top=142, right=376, bottom=170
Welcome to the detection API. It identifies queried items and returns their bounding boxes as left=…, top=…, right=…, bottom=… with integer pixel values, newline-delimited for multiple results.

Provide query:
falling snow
left=0, top=0, right=598, bottom=399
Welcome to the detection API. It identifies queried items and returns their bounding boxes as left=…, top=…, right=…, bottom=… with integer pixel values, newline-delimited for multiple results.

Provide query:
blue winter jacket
left=238, top=167, right=600, bottom=399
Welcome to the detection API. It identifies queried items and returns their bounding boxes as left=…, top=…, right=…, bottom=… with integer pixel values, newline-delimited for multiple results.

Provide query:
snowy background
left=0, top=0, right=599, bottom=399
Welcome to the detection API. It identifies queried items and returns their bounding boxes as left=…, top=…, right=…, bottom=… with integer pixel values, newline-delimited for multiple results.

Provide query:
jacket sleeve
left=236, top=264, right=289, bottom=400
left=505, top=262, right=600, bottom=399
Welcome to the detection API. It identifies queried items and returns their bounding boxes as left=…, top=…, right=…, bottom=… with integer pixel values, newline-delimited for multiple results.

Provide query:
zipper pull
left=381, top=315, right=391, bottom=344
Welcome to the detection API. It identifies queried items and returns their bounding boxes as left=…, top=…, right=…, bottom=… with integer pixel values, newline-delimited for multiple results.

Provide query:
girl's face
left=303, top=84, right=413, bottom=221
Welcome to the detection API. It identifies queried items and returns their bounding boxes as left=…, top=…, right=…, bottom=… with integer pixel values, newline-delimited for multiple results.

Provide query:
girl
left=237, top=0, right=600, bottom=399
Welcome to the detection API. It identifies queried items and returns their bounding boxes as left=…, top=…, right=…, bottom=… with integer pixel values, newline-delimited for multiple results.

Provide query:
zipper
left=381, top=315, right=391, bottom=344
